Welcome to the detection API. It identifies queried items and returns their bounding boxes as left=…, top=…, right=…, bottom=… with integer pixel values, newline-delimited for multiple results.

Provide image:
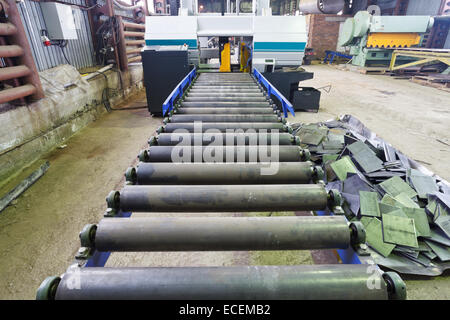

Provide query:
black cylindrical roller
left=174, top=107, right=275, bottom=114
left=187, top=92, right=264, bottom=97
left=167, top=114, right=281, bottom=123
left=135, top=162, right=317, bottom=184
left=181, top=101, right=270, bottom=107
left=118, top=184, right=328, bottom=212
left=192, top=85, right=258, bottom=88
left=144, top=146, right=305, bottom=163
left=189, top=89, right=262, bottom=93
left=162, top=122, right=290, bottom=133
left=184, top=97, right=267, bottom=102
left=153, top=132, right=296, bottom=146
left=92, top=216, right=352, bottom=251
left=50, top=265, right=394, bottom=300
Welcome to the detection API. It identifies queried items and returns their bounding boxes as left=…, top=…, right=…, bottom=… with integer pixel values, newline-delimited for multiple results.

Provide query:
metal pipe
left=0, top=84, right=36, bottom=104
left=91, top=216, right=353, bottom=251
left=151, top=132, right=297, bottom=146
left=174, top=107, right=275, bottom=114
left=0, top=45, right=24, bottom=57
left=126, top=48, right=143, bottom=55
left=0, top=22, right=17, bottom=36
left=127, top=56, right=142, bottom=63
left=125, top=40, right=145, bottom=46
left=117, top=184, right=329, bottom=212
left=142, top=146, right=307, bottom=163
left=122, top=21, right=146, bottom=30
left=84, top=64, right=113, bottom=81
left=161, top=122, right=290, bottom=133
left=123, top=31, right=145, bottom=37
left=0, top=65, right=30, bottom=81
left=5, top=0, right=44, bottom=101
left=134, top=162, right=321, bottom=185
left=167, top=114, right=282, bottom=123
left=46, top=265, right=395, bottom=300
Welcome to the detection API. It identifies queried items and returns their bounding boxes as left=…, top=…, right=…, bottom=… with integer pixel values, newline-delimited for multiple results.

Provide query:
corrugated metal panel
left=17, top=0, right=95, bottom=71
left=406, top=0, right=441, bottom=16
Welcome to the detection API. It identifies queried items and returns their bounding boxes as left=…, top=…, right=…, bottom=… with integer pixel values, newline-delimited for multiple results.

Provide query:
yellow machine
left=219, top=42, right=231, bottom=72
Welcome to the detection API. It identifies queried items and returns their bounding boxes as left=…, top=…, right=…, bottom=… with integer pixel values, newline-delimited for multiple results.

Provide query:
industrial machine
left=339, top=11, right=435, bottom=67
left=141, top=0, right=314, bottom=115
left=36, top=69, right=407, bottom=300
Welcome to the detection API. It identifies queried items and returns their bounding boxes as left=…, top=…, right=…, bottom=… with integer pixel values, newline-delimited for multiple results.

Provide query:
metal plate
left=365, top=217, right=396, bottom=257
left=379, top=176, right=417, bottom=199
left=382, top=214, right=418, bottom=248
left=359, top=191, right=380, bottom=217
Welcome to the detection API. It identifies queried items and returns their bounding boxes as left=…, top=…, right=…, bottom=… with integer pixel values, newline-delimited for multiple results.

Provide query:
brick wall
left=306, top=14, right=350, bottom=59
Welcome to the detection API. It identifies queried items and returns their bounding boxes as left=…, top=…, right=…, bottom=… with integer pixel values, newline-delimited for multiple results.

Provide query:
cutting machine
left=339, top=11, right=434, bottom=67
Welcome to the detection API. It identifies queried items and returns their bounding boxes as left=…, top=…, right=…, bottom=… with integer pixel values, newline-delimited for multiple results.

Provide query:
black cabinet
left=141, top=49, right=190, bottom=116
left=292, top=87, right=321, bottom=112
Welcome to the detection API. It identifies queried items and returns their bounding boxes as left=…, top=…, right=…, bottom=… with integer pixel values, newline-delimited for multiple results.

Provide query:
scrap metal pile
left=37, top=73, right=406, bottom=300
left=293, top=115, right=450, bottom=276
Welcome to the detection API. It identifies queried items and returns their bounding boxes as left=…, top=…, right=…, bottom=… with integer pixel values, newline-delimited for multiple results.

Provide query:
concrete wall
left=306, top=14, right=350, bottom=59
left=0, top=64, right=144, bottom=187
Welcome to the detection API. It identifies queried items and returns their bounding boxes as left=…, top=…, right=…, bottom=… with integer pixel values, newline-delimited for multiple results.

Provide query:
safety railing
left=253, top=68, right=295, bottom=118
left=162, top=67, right=197, bottom=116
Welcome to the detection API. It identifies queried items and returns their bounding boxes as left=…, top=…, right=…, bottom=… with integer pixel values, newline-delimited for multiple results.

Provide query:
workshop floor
left=0, top=65, right=449, bottom=300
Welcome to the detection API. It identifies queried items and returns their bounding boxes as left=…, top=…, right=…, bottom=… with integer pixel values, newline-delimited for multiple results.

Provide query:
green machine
left=339, top=11, right=434, bottom=67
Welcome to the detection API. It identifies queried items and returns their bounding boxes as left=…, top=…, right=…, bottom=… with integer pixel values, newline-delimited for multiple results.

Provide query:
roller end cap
left=148, top=136, right=157, bottom=146
left=138, top=149, right=150, bottom=162
left=300, top=149, right=311, bottom=161
left=285, top=125, right=293, bottom=134
left=350, top=221, right=366, bottom=246
left=328, top=189, right=342, bottom=208
left=36, top=276, right=60, bottom=300
left=312, top=166, right=324, bottom=181
left=106, top=190, right=120, bottom=209
left=125, top=167, right=137, bottom=185
left=156, top=126, right=165, bottom=134
left=383, top=272, right=407, bottom=300
left=79, top=224, right=97, bottom=248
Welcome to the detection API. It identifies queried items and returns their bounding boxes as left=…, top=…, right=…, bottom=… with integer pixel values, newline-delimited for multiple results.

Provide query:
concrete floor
left=0, top=65, right=449, bottom=300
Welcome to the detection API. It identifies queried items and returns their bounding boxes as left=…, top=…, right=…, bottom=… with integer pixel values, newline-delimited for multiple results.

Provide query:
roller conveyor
left=149, top=133, right=299, bottom=146
left=37, top=71, right=407, bottom=300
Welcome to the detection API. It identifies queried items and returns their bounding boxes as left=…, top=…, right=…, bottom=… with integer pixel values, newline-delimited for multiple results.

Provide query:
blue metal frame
left=162, top=68, right=197, bottom=117
left=316, top=210, right=362, bottom=264
left=324, top=50, right=353, bottom=65
left=252, top=68, right=295, bottom=118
